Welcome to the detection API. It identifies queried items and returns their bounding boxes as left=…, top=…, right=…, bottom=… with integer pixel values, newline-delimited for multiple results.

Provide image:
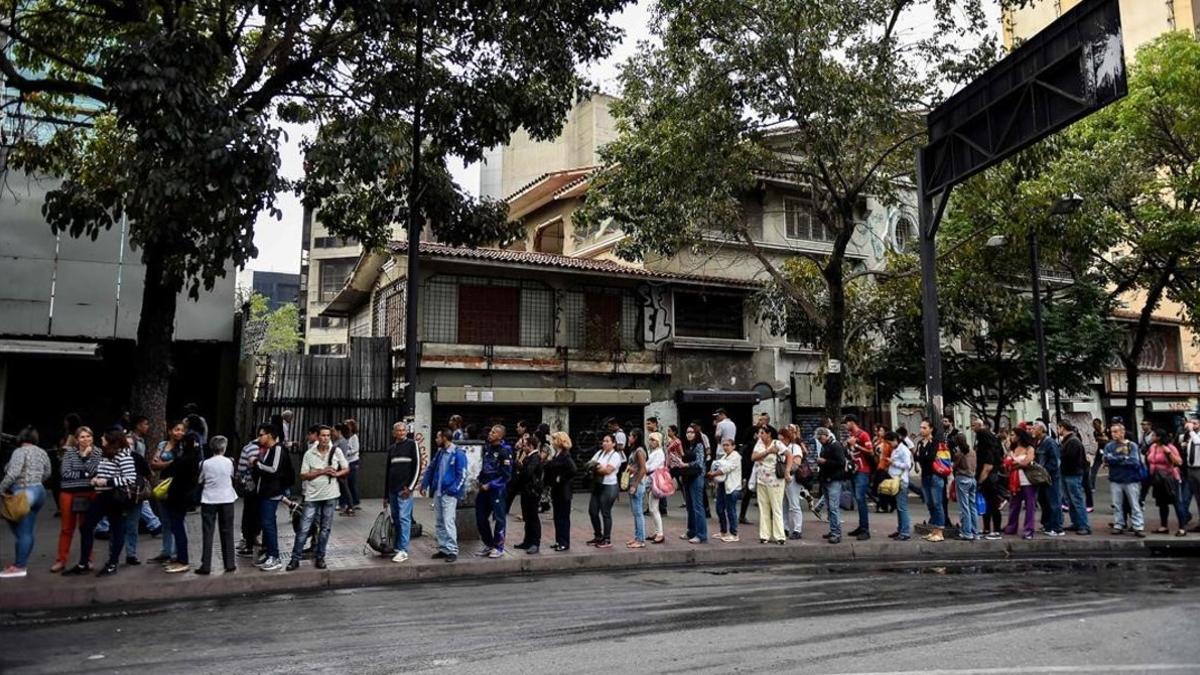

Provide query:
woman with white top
left=196, top=436, right=239, bottom=575
left=625, top=439, right=649, bottom=549
left=644, top=432, right=666, bottom=544
left=885, top=431, right=914, bottom=541
left=339, top=419, right=362, bottom=515
left=781, top=424, right=807, bottom=540
left=587, top=434, right=623, bottom=549
left=708, top=437, right=742, bottom=542
left=751, top=426, right=790, bottom=544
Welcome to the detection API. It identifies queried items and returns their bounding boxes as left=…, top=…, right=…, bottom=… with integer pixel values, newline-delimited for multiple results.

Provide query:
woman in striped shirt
left=53, top=427, right=101, bottom=573
left=66, top=429, right=137, bottom=577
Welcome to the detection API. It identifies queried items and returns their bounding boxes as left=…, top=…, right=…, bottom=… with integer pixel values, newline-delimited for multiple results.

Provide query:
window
left=674, top=290, right=745, bottom=340
left=563, top=288, right=641, bottom=350
left=313, top=235, right=359, bottom=248
left=892, top=216, right=917, bottom=253
left=310, top=316, right=347, bottom=329
left=319, top=258, right=356, bottom=302
left=784, top=198, right=834, bottom=242
left=419, top=275, right=554, bottom=347
left=534, top=219, right=565, bottom=255
left=309, top=343, right=346, bottom=356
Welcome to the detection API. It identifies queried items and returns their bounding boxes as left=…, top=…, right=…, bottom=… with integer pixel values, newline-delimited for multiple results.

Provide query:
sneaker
left=236, top=547, right=257, bottom=558
left=725, top=535, right=740, bottom=543
left=194, top=567, right=212, bottom=575
left=164, top=562, right=190, bottom=574
left=856, top=532, right=871, bottom=541
left=1133, top=530, right=1146, bottom=538
left=596, top=540, right=613, bottom=549
left=895, top=535, right=911, bottom=541
left=687, top=537, right=703, bottom=544
left=254, top=554, right=270, bottom=567
left=260, top=557, right=283, bottom=571
left=1048, top=530, right=1066, bottom=537
left=526, top=545, right=540, bottom=554
left=431, top=551, right=448, bottom=559
left=125, top=556, right=141, bottom=566
left=1021, top=533, right=1034, bottom=540
left=788, top=531, right=802, bottom=540
left=97, top=563, right=119, bottom=577
left=487, top=548, right=505, bottom=558
left=0, top=566, right=28, bottom=579
left=445, top=554, right=457, bottom=563
left=984, top=532, right=1002, bottom=541
left=1111, top=528, right=1124, bottom=535
left=285, top=559, right=300, bottom=571
left=1076, top=529, right=1093, bottom=536
left=475, top=547, right=494, bottom=557
left=392, top=551, right=410, bottom=563
left=827, top=536, right=841, bottom=544
left=315, top=559, right=327, bottom=570
left=956, top=534, right=975, bottom=541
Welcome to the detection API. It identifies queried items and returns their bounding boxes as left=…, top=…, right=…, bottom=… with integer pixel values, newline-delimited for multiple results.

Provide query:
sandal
left=627, top=542, right=646, bottom=549
left=1176, top=530, right=1187, bottom=537
left=652, top=535, right=665, bottom=544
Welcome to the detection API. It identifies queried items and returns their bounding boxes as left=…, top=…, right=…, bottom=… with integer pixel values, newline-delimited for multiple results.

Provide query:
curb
left=0, top=537, right=1156, bottom=614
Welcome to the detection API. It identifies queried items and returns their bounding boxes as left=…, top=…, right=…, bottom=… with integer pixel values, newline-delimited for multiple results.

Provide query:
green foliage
left=245, top=292, right=302, bottom=355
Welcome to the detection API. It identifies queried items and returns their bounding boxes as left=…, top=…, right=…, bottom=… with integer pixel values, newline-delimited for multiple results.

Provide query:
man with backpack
left=815, top=427, right=848, bottom=544
left=287, top=426, right=349, bottom=571
left=250, top=424, right=293, bottom=571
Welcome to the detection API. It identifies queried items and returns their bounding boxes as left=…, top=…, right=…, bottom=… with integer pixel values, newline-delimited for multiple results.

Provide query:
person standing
left=449, top=415, right=466, bottom=442
left=782, top=425, right=808, bottom=539
left=149, top=422, right=187, bottom=564
left=543, top=431, right=577, bottom=551
left=972, top=418, right=1004, bottom=540
left=196, top=436, right=238, bottom=575
left=342, top=419, right=362, bottom=514
left=707, top=437, right=742, bottom=542
left=844, top=415, right=873, bottom=541
left=607, top=419, right=627, bottom=453
left=1146, top=429, right=1187, bottom=536
left=815, top=427, right=847, bottom=544
left=914, top=419, right=946, bottom=543
left=475, top=425, right=513, bottom=558
left=680, top=425, right=708, bottom=544
left=288, top=426, right=349, bottom=570
left=1058, top=421, right=1091, bottom=535
left=71, top=429, right=137, bottom=577
left=751, top=426, right=788, bottom=545
left=587, top=434, right=624, bottom=549
left=1140, top=420, right=1154, bottom=452
left=1031, top=421, right=1065, bottom=537
left=1003, top=428, right=1040, bottom=540
left=419, top=428, right=468, bottom=562
left=1183, top=419, right=1200, bottom=532
left=161, top=431, right=202, bottom=574
left=236, top=438, right=261, bottom=558
left=644, top=432, right=666, bottom=544
left=515, top=433, right=546, bottom=554
left=951, top=430, right=978, bottom=541
left=250, top=424, right=292, bottom=571
left=625, top=438, right=648, bottom=549
left=1, top=427, right=53, bottom=578
left=279, top=410, right=294, bottom=449
left=126, top=415, right=162, bottom=540
left=713, top=409, right=737, bottom=450
left=52, top=427, right=100, bottom=573
left=383, top=422, right=422, bottom=564
left=1103, top=423, right=1145, bottom=537
left=885, top=431, right=913, bottom=541
left=1088, top=418, right=1109, bottom=512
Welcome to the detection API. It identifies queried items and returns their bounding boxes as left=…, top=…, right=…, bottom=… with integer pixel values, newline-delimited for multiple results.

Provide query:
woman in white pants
left=644, top=432, right=666, bottom=543
left=781, top=425, right=807, bottom=540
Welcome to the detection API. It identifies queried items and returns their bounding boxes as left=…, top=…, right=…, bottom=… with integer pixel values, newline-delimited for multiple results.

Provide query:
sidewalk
left=0, top=485, right=1185, bottom=613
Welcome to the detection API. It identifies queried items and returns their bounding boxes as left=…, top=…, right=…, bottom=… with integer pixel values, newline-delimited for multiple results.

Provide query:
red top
left=1148, top=443, right=1182, bottom=481
left=848, top=429, right=874, bottom=474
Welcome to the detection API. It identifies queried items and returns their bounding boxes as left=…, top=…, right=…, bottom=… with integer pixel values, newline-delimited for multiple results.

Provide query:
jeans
left=291, top=498, right=336, bottom=561
left=853, top=472, right=871, bottom=531
left=825, top=481, right=843, bottom=537
left=260, top=497, right=282, bottom=558
left=475, top=486, right=508, bottom=550
left=716, top=484, right=740, bottom=536
left=1004, top=485, right=1038, bottom=536
left=895, top=482, right=911, bottom=536
left=630, top=480, right=647, bottom=543
left=955, top=475, right=978, bottom=538
left=7, top=484, right=45, bottom=568
left=139, top=501, right=161, bottom=531
left=921, top=473, right=946, bottom=528
left=1111, top=481, right=1144, bottom=532
left=1038, top=472, right=1063, bottom=532
left=784, top=480, right=805, bottom=535
left=432, top=493, right=459, bottom=555
left=339, top=461, right=361, bottom=509
left=589, top=483, right=618, bottom=542
left=551, top=487, right=572, bottom=548
left=123, top=502, right=141, bottom=558
left=200, top=502, right=236, bottom=571
left=686, top=477, right=708, bottom=542
left=389, top=492, right=414, bottom=553
left=167, top=503, right=191, bottom=565
left=1063, top=474, right=1089, bottom=532
left=158, top=498, right=176, bottom=558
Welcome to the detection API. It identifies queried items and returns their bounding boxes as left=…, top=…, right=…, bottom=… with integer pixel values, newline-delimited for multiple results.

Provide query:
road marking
left=843, top=666, right=1196, bottom=675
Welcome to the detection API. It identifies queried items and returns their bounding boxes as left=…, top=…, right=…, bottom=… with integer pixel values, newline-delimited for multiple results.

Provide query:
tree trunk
left=129, top=244, right=178, bottom=446
left=1122, top=259, right=1176, bottom=429
left=821, top=213, right=851, bottom=423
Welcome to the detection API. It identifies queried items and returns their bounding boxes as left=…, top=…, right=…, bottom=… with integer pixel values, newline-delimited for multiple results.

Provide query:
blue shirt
left=478, top=441, right=513, bottom=492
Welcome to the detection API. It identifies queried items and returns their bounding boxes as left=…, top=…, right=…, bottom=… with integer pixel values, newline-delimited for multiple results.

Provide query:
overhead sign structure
left=916, top=0, right=1127, bottom=426
left=921, top=0, right=1127, bottom=199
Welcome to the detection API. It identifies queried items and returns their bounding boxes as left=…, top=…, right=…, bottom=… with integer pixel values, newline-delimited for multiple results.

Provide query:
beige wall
left=1003, top=0, right=1198, bottom=55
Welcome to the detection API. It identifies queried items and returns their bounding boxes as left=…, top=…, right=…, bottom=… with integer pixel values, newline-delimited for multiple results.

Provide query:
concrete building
left=995, top=0, right=1200, bottom=435
left=250, top=270, right=300, bottom=312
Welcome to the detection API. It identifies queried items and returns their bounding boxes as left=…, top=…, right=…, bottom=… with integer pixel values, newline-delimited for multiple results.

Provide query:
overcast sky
left=245, top=0, right=1000, bottom=278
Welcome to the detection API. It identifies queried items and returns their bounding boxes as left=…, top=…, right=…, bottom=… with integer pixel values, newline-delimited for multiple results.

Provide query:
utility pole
left=402, top=14, right=425, bottom=419
left=1028, top=227, right=1051, bottom=423
left=917, top=151, right=949, bottom=442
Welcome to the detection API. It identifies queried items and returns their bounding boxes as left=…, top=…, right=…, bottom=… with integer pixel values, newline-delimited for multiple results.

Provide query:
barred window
left=309, top=316, right=347, bottom=329
left=563, top=287, right=641, bottom=350
left=784, top=198, right=834, bottom=242
left=318, top=258, right=357, bottom=302
left=421, top=275, right=553, bottom=347
left=372, top=281, right=404, bottom=345
left=675, top=290, right=745, bottom=340
left=309, top=343, right=346, bottom=356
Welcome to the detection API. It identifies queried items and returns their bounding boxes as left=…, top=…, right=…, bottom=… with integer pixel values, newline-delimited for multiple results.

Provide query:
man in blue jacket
left=1032, top=421, right=1065, bottom=536
left=475, top=425, right=513, bottom=559
left=1103, top=423, right=1146, bottom=537
left=420, top=427, right=468, bottom=563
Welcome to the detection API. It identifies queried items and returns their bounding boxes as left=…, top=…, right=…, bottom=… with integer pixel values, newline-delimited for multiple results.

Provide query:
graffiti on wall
left=639, top=284, right=672, bottom=346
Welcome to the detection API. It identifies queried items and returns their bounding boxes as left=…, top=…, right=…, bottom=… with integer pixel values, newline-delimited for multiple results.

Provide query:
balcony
left=1105, top=370, right=1200, bottom=396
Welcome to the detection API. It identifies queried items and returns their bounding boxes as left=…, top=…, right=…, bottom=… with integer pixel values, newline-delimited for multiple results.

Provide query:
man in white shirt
left=607, top=418, right=627, bottom=453
left=1182, top=418, right=1200, bottom=532
left=286, top=426, right=349, bottom=571
left=713, top=408, right=737, bottom=449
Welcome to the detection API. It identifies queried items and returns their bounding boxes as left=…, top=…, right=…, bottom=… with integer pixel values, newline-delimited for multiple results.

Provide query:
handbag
left=878, top=476, right=901, bottom=497
left=152, top=477, right=173, bottom=500
left=1, top=491, right=30, bottom=522
left=366, top=509, right=395, bottom=555
left=651, top=466, right=676, bottom=498
left=619, top=467, right=632, bottom=492
left=976, top=492, right=987, bottom=515
left=1023, top=462, right=1051, bottom=486
left=932, top=443, right=953, bottom=477
left=774, top=451, right=788, bottom=480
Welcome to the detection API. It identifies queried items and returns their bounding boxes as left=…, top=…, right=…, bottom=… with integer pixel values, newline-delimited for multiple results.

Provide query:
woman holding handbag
left=885, top=431, right=913, bottom=540
left=1, top=427, right=53, bottom=578
left=52, top=426, right=101, bottom=574
left=1002, top=428, right=1039, bottom=540
left=625, top=440, right=649, bottom=548
left=644, top=432, right=667, bottom=543
left=751, top=426, right=789, bottom=545
left=914, top=419, right=946, bottom=542
left=1147, top=429, right=1187, bottom=536
left=149, top=421, right=187, bottom=564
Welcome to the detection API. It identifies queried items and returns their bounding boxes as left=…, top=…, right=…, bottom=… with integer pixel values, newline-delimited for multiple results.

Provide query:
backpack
left=278, top=449, right=296, bottom=491
left=366, top=509, right=394, bottom=555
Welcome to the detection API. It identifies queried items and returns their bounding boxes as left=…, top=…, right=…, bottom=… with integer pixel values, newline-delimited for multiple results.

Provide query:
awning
left=434, top=386, right=651, bottom=406
left=1146, top=400, right=1196, bottom=413
left=676, top=389, right=761, bottom=404
left=0, top=339, right=100, bottom=358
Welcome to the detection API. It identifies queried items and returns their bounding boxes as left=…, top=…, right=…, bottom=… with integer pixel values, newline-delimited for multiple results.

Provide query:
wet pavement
left=2, top=556, right=1198, bottom=674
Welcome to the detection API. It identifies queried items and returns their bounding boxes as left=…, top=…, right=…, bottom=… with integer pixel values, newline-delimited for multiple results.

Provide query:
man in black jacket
left=815, top=427, right=847, bottom=544
left=383, top=422, right=423, bottom=563
left=971, top=417, right=1004, bottom=540
left=1058, top=420, right=1091, bottom=535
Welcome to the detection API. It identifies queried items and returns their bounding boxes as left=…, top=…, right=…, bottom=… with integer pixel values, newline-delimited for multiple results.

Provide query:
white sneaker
left=475, top=547, right=494, bottom=557
left=391, top=551, right=409, bottom=563
left=259, top=557, right=283, bottom=571
left=724, top=535, right=740, bottom=543
left=0, top=566, right=28, bottom=578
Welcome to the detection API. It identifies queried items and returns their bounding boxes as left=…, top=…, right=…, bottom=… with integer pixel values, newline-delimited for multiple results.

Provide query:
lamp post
left=986, top=193, right=1083, bottom=424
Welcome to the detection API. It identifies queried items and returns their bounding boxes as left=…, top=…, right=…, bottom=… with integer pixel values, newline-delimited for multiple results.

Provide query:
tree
left=1, top=0, right=628, bottom=437
left=1046, top=32, right=1200, bottom=425
left=576, top=0, right=1000, bottom=420
left=241, top=292, right=302, bottom=356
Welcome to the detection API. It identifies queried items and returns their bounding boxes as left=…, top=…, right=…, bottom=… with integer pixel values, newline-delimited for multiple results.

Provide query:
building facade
left=1003, top=0, right=1199, bottom=53
left=250, top=270, right=300, bottom=312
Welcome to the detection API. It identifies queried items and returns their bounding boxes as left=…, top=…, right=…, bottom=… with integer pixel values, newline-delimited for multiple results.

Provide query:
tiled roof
left=390, top=241, right=759, bottom=288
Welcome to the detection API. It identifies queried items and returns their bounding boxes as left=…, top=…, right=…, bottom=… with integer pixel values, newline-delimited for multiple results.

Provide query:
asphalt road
left=3, top=556, right=1199, bottom=675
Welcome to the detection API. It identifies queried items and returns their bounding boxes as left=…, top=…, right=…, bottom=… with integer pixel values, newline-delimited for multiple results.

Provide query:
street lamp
left=985, top=194, right=1083, bottom=423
